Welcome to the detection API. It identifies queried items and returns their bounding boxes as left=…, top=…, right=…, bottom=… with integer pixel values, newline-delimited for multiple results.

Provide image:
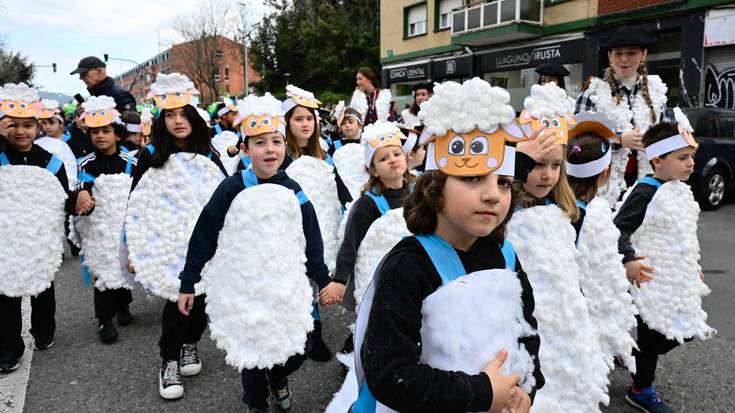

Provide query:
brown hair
left=357, top=67, right=380, bottom=89
left=642, top=121, right=679, bottom=160
left=566, top=134, right=612, bottom=203
left=340, top=107, right=363, bottom=127
left=516, top=150, right=581, bottom=221
left=404, top=171, right=517, bottom=241
left=285, top=106, right=326, bottom=160
left=360, top=156, right=414, bottom=196
left=603, top=55, right=656, bottom=124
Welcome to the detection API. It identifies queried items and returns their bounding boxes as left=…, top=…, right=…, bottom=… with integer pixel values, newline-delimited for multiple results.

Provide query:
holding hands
left=319, top=281, right=346, bottom=306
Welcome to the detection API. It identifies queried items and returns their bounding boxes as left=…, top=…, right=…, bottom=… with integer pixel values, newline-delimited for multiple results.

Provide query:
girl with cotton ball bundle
left=613, top=112, right=715, bottom=413
left=72, top=95, right=138, bottom=345
left=124, top=72, right=227, bottom=401
left=175, top=92, right=331, bottom=412
left=564, top=114, right=639, bottom=377
left=0, top=82, right=74, bottom=374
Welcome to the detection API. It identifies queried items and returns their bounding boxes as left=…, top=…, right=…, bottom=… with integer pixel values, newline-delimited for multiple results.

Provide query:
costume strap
left=46, top=155, right=63, bottom=175
left=0, top=152, right=9, bottom=166
left=415, top=234, right=467, bottom=284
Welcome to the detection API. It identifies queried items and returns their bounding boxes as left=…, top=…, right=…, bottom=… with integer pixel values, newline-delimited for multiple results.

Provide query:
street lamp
left=33, top=63, right=57, bottom=73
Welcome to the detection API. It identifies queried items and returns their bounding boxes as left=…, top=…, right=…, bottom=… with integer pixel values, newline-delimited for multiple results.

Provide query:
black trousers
left=158, top=294, right=207, bottom=361
left=240, top=333, right=312, bottom=409
left=0, top=284, right=56, bottom=360
left=93, top=287, right=133, bottom=321
left=632, top=316, right=686, bottom=389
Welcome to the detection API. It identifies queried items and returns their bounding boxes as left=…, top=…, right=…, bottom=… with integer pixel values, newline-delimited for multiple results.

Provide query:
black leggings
left=0, top=284, right=56, bottom=360
left=632, top=316, right=689, bottom=388
left=158, top=295, right=207, bottom=361
left=94, top=287, right=133, bottom=321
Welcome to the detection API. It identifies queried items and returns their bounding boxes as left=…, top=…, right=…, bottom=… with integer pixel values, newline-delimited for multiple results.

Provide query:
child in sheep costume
left=72, top=95, right=138, bottom=344
left=565, top=114, right=639, bottom=375
left=175, top=92, right=331, bottom=412
left=325, top=101, right=363, bottom=156
left=0, top=82, right=74, bottom=373
left=37, top=98, right=78, bottom=189
left=613, top=109, right=715, bottom=413
left=123, top=73, right=227, bottom=401
left=330, top=77, right=544, bottom=413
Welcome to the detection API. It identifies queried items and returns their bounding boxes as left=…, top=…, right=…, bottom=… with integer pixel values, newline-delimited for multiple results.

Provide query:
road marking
left=0, top=298, right=33, bottom=413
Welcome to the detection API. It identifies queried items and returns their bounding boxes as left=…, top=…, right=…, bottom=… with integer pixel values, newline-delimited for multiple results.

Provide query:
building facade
left=115, top=35, right=261, bottom=104
left=380, top=0, right=735, bottom=112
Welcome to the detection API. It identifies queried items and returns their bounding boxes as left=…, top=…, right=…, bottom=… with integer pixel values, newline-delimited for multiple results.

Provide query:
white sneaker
left=159, top=360, right=184, bottom=400
left=180, top=343, right=201, bottom=377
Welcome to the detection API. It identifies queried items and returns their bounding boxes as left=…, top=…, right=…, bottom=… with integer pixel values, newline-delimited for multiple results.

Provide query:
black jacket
left=87, top=77, right=136, bottom=113
left=361, top=235, right=544, bottom=412
left=76, top=147, right=137, bottom=193
left=613, top=176, right=663, bottom=264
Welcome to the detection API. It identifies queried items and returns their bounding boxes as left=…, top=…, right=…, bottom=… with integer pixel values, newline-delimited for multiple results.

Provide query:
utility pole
left=239, top=1, right=249, bottom=96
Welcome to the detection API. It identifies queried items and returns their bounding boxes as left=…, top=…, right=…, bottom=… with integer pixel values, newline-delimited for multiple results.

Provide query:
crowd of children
left=0, top=26, right=717, bottom=413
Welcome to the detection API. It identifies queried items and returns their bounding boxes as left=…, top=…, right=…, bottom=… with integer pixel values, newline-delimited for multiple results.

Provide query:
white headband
left=126, top=123, right=141, bottom=133
left=217, top=106, right=232, bottom=117
left=565, top=145, right=612, bottom=178
left=54, top=114, right=64, bottom=122
left=424, top=143, right=516, bottom=177
left=342, top=113, right=362, bottom=125
left=645, top=134, right=691, bottom=159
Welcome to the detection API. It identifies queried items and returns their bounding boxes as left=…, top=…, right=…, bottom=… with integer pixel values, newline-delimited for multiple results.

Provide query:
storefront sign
left=433, top=55, right=473, bottom=79
left=480, top=39, right=585, bottom=72
left=386, top=62, right=429, bottom=83
left=704, top=10, right=735, bottom=47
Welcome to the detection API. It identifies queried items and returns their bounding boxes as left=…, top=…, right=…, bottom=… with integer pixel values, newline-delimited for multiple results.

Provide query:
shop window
left=405, top=3, right=427, bottom=37
left=438, top=0, right=461, bottom=30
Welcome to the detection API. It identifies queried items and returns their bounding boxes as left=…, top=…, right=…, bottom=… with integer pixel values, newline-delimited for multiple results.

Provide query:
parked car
left=681, top=107, right=735, bottom=210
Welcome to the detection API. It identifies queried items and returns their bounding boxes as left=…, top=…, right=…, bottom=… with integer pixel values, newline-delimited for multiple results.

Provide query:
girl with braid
left=575, top=27, right=668, bottom=207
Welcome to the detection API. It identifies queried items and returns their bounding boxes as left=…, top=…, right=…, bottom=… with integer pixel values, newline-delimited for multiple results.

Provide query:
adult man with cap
left=401, top=82, right=433, bottom=128
left=71, top=56, right=136, bottom=113
left=535, top=62, right=569, bottom=89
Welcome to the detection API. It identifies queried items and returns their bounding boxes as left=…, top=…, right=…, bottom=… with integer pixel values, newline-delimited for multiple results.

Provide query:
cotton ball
left=524, top=82, right=569, bottom=119
left=0, top=165, right=67, bottom=297
left=332, top=143, right=369, bottom=200
left=235, top=93, right=284, bottom=119
left=211, top=131, right=241, bottom=174
left=204, top=184, right=312, bottom=371
left=35, top=137, right=78, bottom=189
left=349, top=88, right=369, bottom=118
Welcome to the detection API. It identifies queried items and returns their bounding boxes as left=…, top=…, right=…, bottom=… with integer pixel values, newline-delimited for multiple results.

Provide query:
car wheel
left=698, top=168, right=727, bottom=210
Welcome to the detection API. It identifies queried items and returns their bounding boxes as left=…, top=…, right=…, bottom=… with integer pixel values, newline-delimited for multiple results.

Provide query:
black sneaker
left=307, top=320, right=332, bottom=362
left=117, top=306, right=134, bottom=326
left=248, top=408, right=270, bottom=413
left=159, top=360, right=184, bottom=400
left=98, top=319, right=119, bottom=344
left=34, top=337, right=54, bottom=351
left=0, top=358, right=20, bottom=374
left=269, top=379, right=292, bottom=411
left=180, top=343, right=201, bottom=377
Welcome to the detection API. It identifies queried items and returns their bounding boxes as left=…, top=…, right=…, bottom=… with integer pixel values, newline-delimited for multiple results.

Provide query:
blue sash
left=364, top=190, right=390, bottom=216
left=638, top=176, right=662, bottom=189
left=240, top=169, right=308, bottom=206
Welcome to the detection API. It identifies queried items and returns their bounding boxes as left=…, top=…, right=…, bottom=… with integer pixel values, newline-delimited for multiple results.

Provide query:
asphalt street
left=2, top=201, right=733, bottom=413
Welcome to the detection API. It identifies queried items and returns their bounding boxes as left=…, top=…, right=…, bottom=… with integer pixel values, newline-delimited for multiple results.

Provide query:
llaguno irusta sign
left=480, top=39, right=585, bottom=72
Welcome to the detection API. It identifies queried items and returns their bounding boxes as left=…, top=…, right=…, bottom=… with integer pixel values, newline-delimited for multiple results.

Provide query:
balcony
left=451, top=0, right=543, bottom=46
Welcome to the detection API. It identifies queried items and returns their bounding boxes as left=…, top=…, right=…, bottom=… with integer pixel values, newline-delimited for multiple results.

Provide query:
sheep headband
left=418, top=77, right=524, bottom=177
left=149, top=73, right=199, bottom=110
left=82, top=95, right=121, bottom=128
left=565, top=111, right=617, bottom=178
left=519, top=81, right=576, bottom=144
left=645, top=107, right=698, bottom=159
left=234, top=93, right=286, bottom=139
left=282, top=84, right=321, bottom=114
left=139, top=105, right=154, bottom=136
left=0, top=83, right=42, bottom=119
left=38, top=99, right=63, bottom=122
left=361, top=121, right=405, bottom=168
left=217, top=96, right=238, bottom=117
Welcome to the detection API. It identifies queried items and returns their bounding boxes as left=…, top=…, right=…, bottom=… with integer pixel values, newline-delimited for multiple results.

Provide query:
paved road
left=2, top=202, right=733, bottom=412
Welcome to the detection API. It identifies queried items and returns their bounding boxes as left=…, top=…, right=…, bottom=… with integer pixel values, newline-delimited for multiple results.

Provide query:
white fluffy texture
left=197, top=107, right=210, bottom=123
left=420, top=270, right=537, bottom=394
left=337, top=201, right=354, bottom=253
left=332, top=143, right=369, bottom=200
left=140, top=106, right=154, bottom=124
left=150, top=73, right=195, bottom=95
left=0, top=166, right=66, bottom=297
left=125, top=153, right=224, bottom=301
left=418, top=77, right=516, bottom=137
left=630, top=181, right=716, bottom=343
left=211, top=131, right=240, bottom=174
left=82, top=95, right=116, bottom=113
left=375, top=88, right=391, bottom=122
left=673, top=107, right=693, bottom=133
left=354, top=208, right=409, bottom=307
left=523, top=82, right=569, bottom=118
left=0, top=82, right=39, bottom=102
left=507, top=206, right=610, bottom=412
left=286, top=84, right=316, bottom=100
left=360, top=121, right=401, bottom=147
left=285, top=156, right=342, bottom=273
left=349, top=88, right=369, bottom=118
left=35, top=137, right=78, bottom=189
left=204, top=184, right=313, bottom=371
left=41, top=99, right=59, bottom=110
left=73, top=174, right=134, bottom=291
left=235, top=93, right=284, bottom=118
left=333, top=100, right=346, bottom=121
left=325, top=353, right=358, bottom=413
left=597, top=148, right=631, bottom=208
left=576, top=197, right=638, bottom=373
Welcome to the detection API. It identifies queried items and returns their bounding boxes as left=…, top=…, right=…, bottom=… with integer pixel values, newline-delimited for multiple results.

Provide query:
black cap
left=412, top=82, right=433, bottom=94
left=70, top=56, right=106, bottom=75
left=601, top=27, right=656, bottom=50
left=535, top=63, right=569, bottom=77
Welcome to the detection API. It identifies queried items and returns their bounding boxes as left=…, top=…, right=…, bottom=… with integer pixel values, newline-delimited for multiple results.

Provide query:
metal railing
left=451, top=0, right=543, bottom=35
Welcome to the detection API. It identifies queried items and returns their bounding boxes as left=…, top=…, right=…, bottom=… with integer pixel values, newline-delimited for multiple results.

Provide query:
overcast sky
left=0, top=0, right=269, bottom=97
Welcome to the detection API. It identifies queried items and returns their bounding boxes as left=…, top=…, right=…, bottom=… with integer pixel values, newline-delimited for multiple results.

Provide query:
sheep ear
left=520, top=123, right=533, bottom=137
left=518, top=110, right=532, bottom=123
left=502, top=122, right=526, bottom=142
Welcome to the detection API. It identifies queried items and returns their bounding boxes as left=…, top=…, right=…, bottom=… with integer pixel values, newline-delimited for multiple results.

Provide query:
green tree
left=0, top=48, right=35, bottom=85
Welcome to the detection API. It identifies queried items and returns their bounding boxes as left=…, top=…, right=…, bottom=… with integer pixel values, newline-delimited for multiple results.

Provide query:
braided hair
left=603, top=60, right=656, bottom=124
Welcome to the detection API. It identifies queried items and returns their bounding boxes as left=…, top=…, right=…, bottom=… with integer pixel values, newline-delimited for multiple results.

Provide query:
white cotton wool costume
left=349, top=88, right=369, bottom=119
left=332, top=143, right=369, bottom=200
left=629, top=181, right=716, bottom=343
left=420, top=270, right=538, bottom=394
left=73, top=174, right=134, bottom=291
left=325, top=352, right=359, bottom=413
left=285, top=156, right=341, bottom=273
left=211, top=130, right=240, bottom=174
left=507, top=205, right=610, bottom=412
left=353, top=208, right=410, bottom=307
left=203, top=184, right=313, bottom=371
left=576, top=196, right=638, bottom=373
left=0, top=166, right=67, bottom=297
left=35, top=137, right=78, bottom=189
left=125, top=153, right=224, bottom=301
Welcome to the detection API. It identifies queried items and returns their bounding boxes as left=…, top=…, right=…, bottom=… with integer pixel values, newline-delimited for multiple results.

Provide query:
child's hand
left=178, top=293, right=195, bottom=316
left=620, top=129, right=645, bottom=151
left=76, top=190, right=95, bottom=214
left=503, top=386, right=531, bottom=413
left=124, top=258, right=135, bottom=274
left=483, top=349, right=520, bottom=413
left=624, top=257, right=654, bottom=287
left=227, top=145, right=239, bottom=156
left=699, top=271, right=704, bottom=281
left=516, top=127, right=557, bottom=162
left=319, top=282, right=346, bottom=306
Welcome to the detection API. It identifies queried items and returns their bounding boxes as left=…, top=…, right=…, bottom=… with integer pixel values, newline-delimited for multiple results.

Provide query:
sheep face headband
left=519, top=82, right=576, bottom=144
left=282, top=84, right=321, bottom=114
left=565, top=113, right=617, bottom=178
left=81, top=96, right=120, bottom=128
left=361, top=121, right=405, bottom=167
left=418, top=78, right=524, bottom=177
left=38, top=99, right=63, bottom=121
left=645, top=107, right=698, bottom=159
left=217, top=97, right=238, bottom=117
left=0, top=83, right=41, bottom=119
left=149, top=73, right=198, bottom=110
left=234, top=93, right=286, bottom=139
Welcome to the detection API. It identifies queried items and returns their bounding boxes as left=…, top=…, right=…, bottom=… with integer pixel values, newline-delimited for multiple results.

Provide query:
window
left=214, top=66, right=221, bottom=82
left=717, top=116, right=735, bottom=137
left=693, top=114, right=716, bottom=137
left=406, top=3, right=427, bottom=37
left=224, top=66, right=230, bottom=81
left=215, top=49, right=224, bottom=59
left=438, top=0, right=462, bottom=30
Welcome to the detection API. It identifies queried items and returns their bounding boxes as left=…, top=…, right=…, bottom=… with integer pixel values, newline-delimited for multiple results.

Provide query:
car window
left=694, top=114, right=717, bottom=137
left=718, top=116, right=735, bottom=138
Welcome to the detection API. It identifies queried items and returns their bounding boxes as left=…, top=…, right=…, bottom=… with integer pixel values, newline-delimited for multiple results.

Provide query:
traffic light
left=104, top=54, right=109, bottom=62
left=52, top=63, right=57, bottom=73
